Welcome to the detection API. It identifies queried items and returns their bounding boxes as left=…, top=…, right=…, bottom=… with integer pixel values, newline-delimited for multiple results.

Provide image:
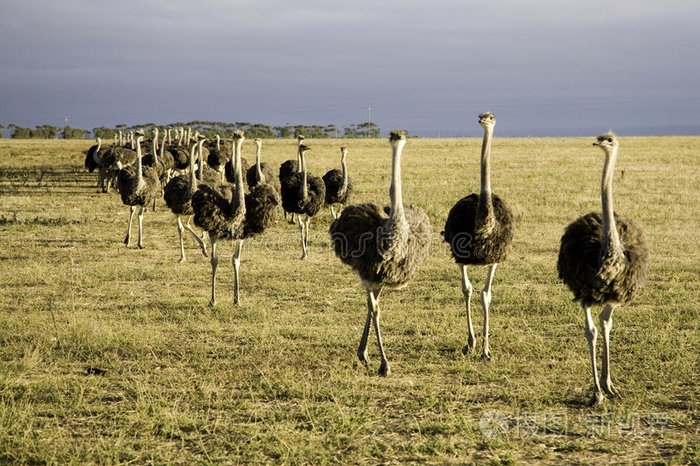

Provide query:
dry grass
left=0, top=136, right=698, bottom=464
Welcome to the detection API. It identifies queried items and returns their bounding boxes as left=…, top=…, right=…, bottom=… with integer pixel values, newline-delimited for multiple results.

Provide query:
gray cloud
left=1, top=0, right=699, bottom=136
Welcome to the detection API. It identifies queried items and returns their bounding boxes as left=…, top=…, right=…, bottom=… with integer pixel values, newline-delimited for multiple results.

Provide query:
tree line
left=1, top=121, right=381, bottom=139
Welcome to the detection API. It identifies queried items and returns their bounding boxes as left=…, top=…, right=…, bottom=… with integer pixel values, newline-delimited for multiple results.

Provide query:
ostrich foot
left=208, top=298, right=216, bottom=307
left=124, top=236, right=131, bottom=246
left=602, top=380, right=620, bottom=398
left=178, top=256, right=186, bottom=263
left=300, top=253, right=308, bottom=260
left=357, top=350, right=369, bottom=367
left=200, top=245, right=208, bottom=257
left=138, top=243, right=145, bottom=250
left=462, top=335, right=476, bottom=355
left=378, top=361, right=391, bottom=377
left=587, top=390, right=606, bottom=406
left=481, top=349, right=492, bottom=361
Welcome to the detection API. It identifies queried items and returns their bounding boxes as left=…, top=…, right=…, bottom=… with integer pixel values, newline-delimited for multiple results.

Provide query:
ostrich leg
left=583, top=303, right=604, bottom=405
left=298, top=215, right=308, bottom=259
left=184, top=217, right=208, bottom=257
left=480, top=264, right=497, bottom=359
left=358, top=291, right=373, bottom=366
left=124, top=205, right=136, bottom=246
left=177, top=216, right=187, bottom=262
left=599, top=304, right=619, bottom=397
left=137, top=206, right=146, bottom=249
left=232, top=239, right=244, bottom=306
left=460, top=265, right=476, bottom=355
left=369, top=288, right=390, bottom=376
left=209, top=238, right=219, bottom=306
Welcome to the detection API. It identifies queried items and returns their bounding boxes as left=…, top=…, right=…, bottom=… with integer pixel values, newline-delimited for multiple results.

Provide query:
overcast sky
left=1, top=0, right=699, bottom=137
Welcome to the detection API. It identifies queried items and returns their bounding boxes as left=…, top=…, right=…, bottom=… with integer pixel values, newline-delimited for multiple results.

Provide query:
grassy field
left=0, top=135, right=698, bottom=464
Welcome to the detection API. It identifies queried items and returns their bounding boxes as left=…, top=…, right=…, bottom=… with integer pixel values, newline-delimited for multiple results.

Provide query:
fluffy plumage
left=558, top=212, right=650, bottom=307
left=330, top=203, right=431, bottom=289
left=443, top=193, right=514, bottom=265
left=280, top=171, right=326, bottom=217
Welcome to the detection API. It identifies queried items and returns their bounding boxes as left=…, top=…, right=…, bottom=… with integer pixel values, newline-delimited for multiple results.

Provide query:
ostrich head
left=297, top=135, right=305, bottom=142
left=340, top=146, right=347, bottom=156
left=233, top=130, right=245, bottom=141
left=479, top=112, right=496, bottom=128
left=254, top=138, right=262, bottom=147
left=299, top=144, right=311, bottom=154
left=593, top=131, right=618, bottom=150
left=389, top=129, right=407, bottom=149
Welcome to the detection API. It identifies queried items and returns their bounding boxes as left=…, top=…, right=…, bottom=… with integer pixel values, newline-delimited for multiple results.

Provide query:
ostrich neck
left=601, top=146, right=622, bottom=253
left=296, top=143, right=303, bottom=172
left=339, top=153, right=349, bottom=195
left=136, top=138, right=143, bottom=182
left=255, top=145, right=265, bottom=183
left=233, top=139, right=245, bottom=208
left=151, top=132, right=158, bottom=161
left=300, top=151, right=309, bottom=201
left=189, top=145, right=198, bottom=188
left=389, top=142, right=405, bottom=223
left=476, top=126, right=495, bottom=231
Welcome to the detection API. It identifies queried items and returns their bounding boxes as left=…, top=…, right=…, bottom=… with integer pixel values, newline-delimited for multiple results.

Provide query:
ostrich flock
left=83, top=114, right=650, bottom=405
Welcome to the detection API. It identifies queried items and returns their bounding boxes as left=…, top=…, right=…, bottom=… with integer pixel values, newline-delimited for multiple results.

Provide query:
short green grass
left=0, top=136, right=698, bottom=464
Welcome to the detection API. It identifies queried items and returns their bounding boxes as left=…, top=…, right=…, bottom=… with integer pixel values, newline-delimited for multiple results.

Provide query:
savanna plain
left=0, top=135, right=698, bottom=464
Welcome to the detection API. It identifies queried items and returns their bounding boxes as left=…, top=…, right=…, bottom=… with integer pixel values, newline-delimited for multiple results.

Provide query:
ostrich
left=84, top=137, right=102, bottom=173
left=163, top=138, right=209, bottom=262
left=224, top=139, right=250, bottom=186
left=323, top=146, right=354, bottom=219
left=246, top=138, right=275, bottom=187
left=442, top=112, right=514, bottom=360
left=280, top=144, right=326, bottom=259
left=329, top=130, right=432, bottom=375
left=207, top=134, right=227, bottom=182
left=116, top=130, right=161, bottom=249
left=279, top=135, right=305, bottom=223
left=557, top=131, right=650, bottom=405
left=192, top=130, right=279, bottom=306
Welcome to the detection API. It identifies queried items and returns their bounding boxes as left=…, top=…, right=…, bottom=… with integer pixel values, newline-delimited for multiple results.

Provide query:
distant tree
left=9, top=124, right=30, bottom=138
left=357, top=122, right=380, bottom=138
left=32, top=125, right=58, bottom=139
left=0, top=124, right=4, bottom=138
left=93, top=127, right=116, bottom=139
left=62, top=125, right=88, bottom=139
left=344, top=125, right=359, bottom=138
left=275, top=125, right=294, bottom=138
left=324, top=124, right=339, bottom=138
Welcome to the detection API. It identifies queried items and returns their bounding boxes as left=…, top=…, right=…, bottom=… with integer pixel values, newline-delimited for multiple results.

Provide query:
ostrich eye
left=607, top=138, right=612, bottom=142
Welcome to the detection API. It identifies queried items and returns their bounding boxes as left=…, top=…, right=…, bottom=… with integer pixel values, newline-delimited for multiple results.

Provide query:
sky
left=1, top=0, right=699, bottom=137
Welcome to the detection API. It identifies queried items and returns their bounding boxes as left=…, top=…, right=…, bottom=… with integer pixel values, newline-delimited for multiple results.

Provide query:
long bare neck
left=339, top=151, right=349, bottom=195
left=476, top=125, right=495, bottom=230
left=136, top=137, right=143, bottom=181
left=216, top=135, right=220, bottom=151
left=159, top=133, right=165, bottom=158
left=233, top=138, right=245, bottom=207
left=389, top=141, right=405, bottom=222
left=96, top=138, right=102, bottom=152
left=601, top=145, right=621, bottom=252
left=151, top=130, right=159, bottom=160
left=255, top=144, right=265, bottom=183
left=300, top=151, right=309, bottom=201
left=189, top=144, right=198, bottom=187
left=296, top=140, right=303, bottom=172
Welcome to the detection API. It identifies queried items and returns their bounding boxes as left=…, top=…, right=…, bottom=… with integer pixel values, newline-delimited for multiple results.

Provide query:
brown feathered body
left=442, top=193, right=514, bottom=265
left=330, top=203, right=432, bottom=289
left=117, top=164, right=161, bottom=207
left=323, top=168, right=354, bottom=206
left=558, top=211, right=650, bottom=308
left=280, top=171, right=325, bottom=217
